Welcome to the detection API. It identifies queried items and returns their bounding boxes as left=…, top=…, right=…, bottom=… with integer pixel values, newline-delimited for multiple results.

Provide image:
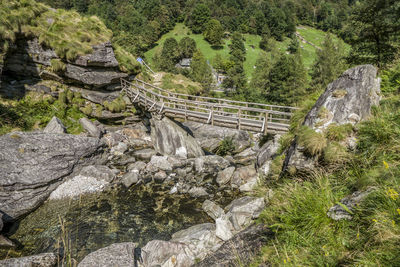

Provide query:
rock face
left=151, top=117, right=204, bottom=159
left=284, top=65, right=381, bottom=173
left=183, top=121, right=251, bottom=153
left=80, top=118, right=104, bottom=138
left=257, top=134, right=281, bottom=175
left=193, top=224, right=274, bottom=267
left=0, top=253, right=57, bottom=267
left=0, top=132, right=105, bottom=221
left=43, top=116, right=67, bottom=134
left=141, top=240, right=193, bottom=267
left=78, top=242, right=137, bottom=267
left=4, top=38, right=127, bottom=89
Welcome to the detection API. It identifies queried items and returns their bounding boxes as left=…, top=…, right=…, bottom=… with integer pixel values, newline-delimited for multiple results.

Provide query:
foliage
left=186, top=3, right=210, bottom=34
left=179, top=37, right=197, bottom=58
left=345, top=0, right=400, bottom=67
left=214, top=136, right=235, bottom=156
left=297, top=125, right=327, bottom=156
left=190, top=50, right=213, bottom=91
left=203, top=19, right=224, bottom=47
left=325, top=123, right=353, bottom=142
left=158, top=37, right=180, bottom=72
left=287, top=35, right=300, bottom=54
left=311, top=34, right=348, bottom=91
left=103, top=97, right=127, bottom=113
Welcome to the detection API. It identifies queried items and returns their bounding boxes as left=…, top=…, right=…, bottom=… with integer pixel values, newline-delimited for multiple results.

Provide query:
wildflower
left=284, top=259, right=287, bottom=264
left=356, top=232, right=360, bottom=239
left=392, top=220, right=396, bottom=227
left=372, top=219, right=377, bottom=223
left=397, top=208, right=400, bottom=215
left=386, top=188, right=399, bottom=200
left=383, top=160, right=389, bottom=169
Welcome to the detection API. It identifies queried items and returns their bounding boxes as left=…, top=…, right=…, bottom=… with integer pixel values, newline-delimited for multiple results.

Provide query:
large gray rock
left=202, top=200, right=224, bottom=220
left=65, top=64, right=127, bottom=88
left=43, top=116, right=66, bottom=134
left=171, top=223, right=221, bottom=260
left=49, top=165, right=116, bottom=200
left=151, top=117, right=204, bottom=159
left=0, top=132, right=105, bottom=221
left=0, top=253, right=57, bottom=267
left=231, top=165, right=258, bottom=188
left=284, top=65, right=381, bottom=173
left=225, top=196, right=265, bottom=231
left=194, top=155, right=230, bottom=174
left=183, top=121, right=252, bottom=153
left=257, top=134, right=281, bottom=175
left=193, top=224, right=274, bottom=267
left=74, top=42, right=119, bottom=68
left=141, top=240, right=193, bottom=267
left=78, top=242, right=137, bottom=267
left=79, top=118, right=104, bottom=138
left=216, top=166, right=235, bottom=186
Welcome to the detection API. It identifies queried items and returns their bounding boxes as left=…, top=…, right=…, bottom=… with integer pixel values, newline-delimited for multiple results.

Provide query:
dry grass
left=297, top=126, right=327, bottom=156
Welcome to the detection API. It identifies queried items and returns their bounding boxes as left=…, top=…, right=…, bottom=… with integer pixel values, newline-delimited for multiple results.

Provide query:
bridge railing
left=121, top=78, right=298, bottom=133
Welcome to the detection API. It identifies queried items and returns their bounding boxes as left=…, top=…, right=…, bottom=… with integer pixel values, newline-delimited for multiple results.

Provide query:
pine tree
left=311, top=34, right=347, bottom=90
left=159, top=37, right=180, bottom=72
left=348, top=0, right=400, bottom=67
left=190, top=50, right=213, bottom=91
left=187, top=4, right=210, bottom=34
left=250, top=51, right=273, bottom=97
left=287, top=35, right=300, bottom=54
left=203, top=19, right=224, bottom=46
left=179, top=37, right=197, bottom=58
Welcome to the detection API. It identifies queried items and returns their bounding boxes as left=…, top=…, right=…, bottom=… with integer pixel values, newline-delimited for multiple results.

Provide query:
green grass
left=145, top=23, right=348, bottom=81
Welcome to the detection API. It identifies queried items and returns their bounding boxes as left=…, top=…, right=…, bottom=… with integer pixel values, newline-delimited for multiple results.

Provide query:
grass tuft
left=297, top=126, right=327, bottom=156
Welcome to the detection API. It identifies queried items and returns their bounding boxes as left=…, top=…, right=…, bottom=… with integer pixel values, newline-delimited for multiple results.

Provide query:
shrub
left=214, top=136, right=235, bottom=156
left=325, top=123, right=354, bottom=141
left=297, top=126, right=327, bottom=156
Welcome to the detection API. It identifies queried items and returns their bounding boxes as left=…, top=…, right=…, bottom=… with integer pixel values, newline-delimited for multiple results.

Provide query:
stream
left=0, top=182, right=238, bottom=263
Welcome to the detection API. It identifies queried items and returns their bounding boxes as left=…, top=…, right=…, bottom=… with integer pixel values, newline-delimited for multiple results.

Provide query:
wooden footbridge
left=121, top=78, right=297, bottom=134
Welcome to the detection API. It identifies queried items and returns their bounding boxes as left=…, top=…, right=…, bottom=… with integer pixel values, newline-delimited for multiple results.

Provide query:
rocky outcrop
left=151, top=117, right=204, bottom=159
left=43, top=116, right=66, bottom=134
left=78, top=242, right=137, bottom=267
left=257, top=134, right=281, bottom=175
left=0, top=132, right=105, bottom=221
left=80, top=118, right=104, bottom=138
left=183, top=121, right=252, bottom=153
left=0, top=253, right=57, bottom=267
left=193, top=224, right=274, bottom=267
left=284, top=65, right=381, bottom=173
left=4, top=38, right=127, bottom=89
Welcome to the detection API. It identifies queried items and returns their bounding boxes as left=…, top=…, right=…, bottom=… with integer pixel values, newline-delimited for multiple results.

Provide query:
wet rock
left=202, top=200, right=224, bottom=220
left=0, top=132, right=105, bottom=221
left=148, top=155, right=172, bottom=172
left=231, top=165, right=257, bottom=188
left=43, top=116, right=66, bottom=134
left=216, top=166, right=235, bottom=186
left=284, top=65, right=381, bottom=173
left=150, top=117, right=204, bottom=159
left=49, top=165, right=116, bottom=200
left=193, top=224, right=274, bottom=267
left=171, top=223, right=221, bottom=261
left=215, top=216, right=234, bottom=241
left=257, top=134, right=281, bottom=175
left=121, top=171, right=140, bottom=187
left=79, top=118, right=104, bottom=138
left=182, top=121, right=252, bottom=153
left=188, top=186, right=209, bottom=198
left=194, top=155, right=230, bottom=174
left=0, top=235, right=15, bottom=248
left=141, top=240, right=193, bottom=267
left=78, top=242, right=137, bottom=267
left=133, top=148, right=157, bottom=161
left=0, top=253, right=57, bottom=267
left=327, top=188, right=374, bottom=221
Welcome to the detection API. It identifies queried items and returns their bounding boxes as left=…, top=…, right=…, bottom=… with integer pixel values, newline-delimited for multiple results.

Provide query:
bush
left=325, top=123, right=354, bottom=141
left=214, top=136, right=235, bottom=156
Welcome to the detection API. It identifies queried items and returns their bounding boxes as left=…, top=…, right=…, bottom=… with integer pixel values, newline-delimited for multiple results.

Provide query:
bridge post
left=264, top=112, right=268, bottom=135
left=238, top=108, right=241, bottom=130
left=211, top=105, right=214, bottom=126
left=184, top=101, right=187, bottom=122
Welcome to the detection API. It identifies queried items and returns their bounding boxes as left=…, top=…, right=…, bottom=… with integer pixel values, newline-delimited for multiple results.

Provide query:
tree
left=229, top=32, right=246, bottom=63
left=348, top=0, right=400, bottom=67
left=179, top=37, right=197, bottom=58
left=203, top=19, right=224, bottom=46
left=187, top=4, right=210, bottom=33
left=311, top=34, right=347, bottom=90
left=267, top=52, right=308, bottom=105
left=287, top=35, right=300, bottom=54
left=159, top=37, right=180, bottom=72
left=224, top=32, right=247, bottom=91
left=190, top=50, right=213, bottom=91
left=250, top=51, right=273, bottom=97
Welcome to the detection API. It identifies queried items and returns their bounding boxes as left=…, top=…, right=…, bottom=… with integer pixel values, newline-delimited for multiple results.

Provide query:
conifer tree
left=190, top=50, right=213, bottom=91
left=159, top=37, right=180, bottom=72
left=203, top=19, right=224, bottom=46
left=179, top=37, right=197, bottom=58
left=311, top=34, right=347, bottom=90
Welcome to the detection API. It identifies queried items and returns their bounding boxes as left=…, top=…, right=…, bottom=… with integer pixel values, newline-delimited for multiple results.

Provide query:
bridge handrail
left=130, top=78, right=299, bottom=111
